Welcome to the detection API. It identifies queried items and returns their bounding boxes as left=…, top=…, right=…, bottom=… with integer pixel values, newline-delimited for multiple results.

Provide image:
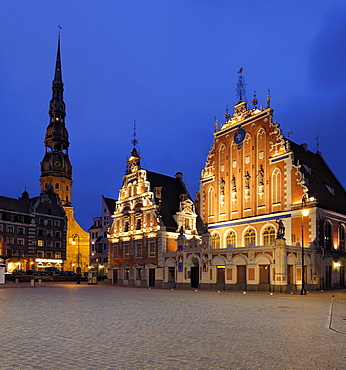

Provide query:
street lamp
left=72, top=234, right=81, bottom=284
left=301, top=196, right=310, bottom=295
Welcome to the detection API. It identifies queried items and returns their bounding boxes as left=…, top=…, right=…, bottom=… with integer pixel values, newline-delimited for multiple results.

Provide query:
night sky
left=1, top=1, right=346, bottom=230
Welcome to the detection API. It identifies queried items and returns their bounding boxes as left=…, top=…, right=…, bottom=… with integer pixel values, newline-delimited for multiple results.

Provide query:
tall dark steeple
left=40, top=36, right=72, bottom=206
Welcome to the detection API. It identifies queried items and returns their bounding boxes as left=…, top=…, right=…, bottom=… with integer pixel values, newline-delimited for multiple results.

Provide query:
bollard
left=38, top=279, right=42, bottom=286
left=15, top=278, right=19, bottom=284
left=31, top=279, right=35, bottom=287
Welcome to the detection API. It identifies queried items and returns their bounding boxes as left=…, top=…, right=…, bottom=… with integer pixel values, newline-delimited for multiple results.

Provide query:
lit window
left=38, top=240, right=44, bottom=247
left=244, top=228, right=256, bottom=247
left=212, top=233, right=220, bottom=249
left=324, top=221, right=332, bottom=251
left=262, top=225, right=276, bottom=246
left=339, top=224, right=346, bottom=252
left=135, top=243, right=142, bottom=258
left=124, top=244, right=129, bottom=259
left=149, top=242, right=155, bottom=257
left=113, top=245, right=118, bottom=259
left=226, top=231, right=236, bottom=248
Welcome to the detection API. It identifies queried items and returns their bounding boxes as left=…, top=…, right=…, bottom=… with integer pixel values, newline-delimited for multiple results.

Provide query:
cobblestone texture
left=0, top=282, right=345, bottom=369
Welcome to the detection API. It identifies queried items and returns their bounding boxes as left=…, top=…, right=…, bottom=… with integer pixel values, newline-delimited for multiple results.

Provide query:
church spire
left=40, top=34, right=72, bottom=206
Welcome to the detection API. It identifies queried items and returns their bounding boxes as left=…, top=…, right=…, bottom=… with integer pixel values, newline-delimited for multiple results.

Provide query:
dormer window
left=324, top=183, right=335, bottom=195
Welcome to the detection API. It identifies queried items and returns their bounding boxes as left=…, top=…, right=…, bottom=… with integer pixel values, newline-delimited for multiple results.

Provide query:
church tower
left=40, top=35, right=89, bottom=275
left=40, top=37, right=72, bottom=205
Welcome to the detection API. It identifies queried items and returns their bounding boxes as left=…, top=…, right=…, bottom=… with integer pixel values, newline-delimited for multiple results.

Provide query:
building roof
left=146, top=170, right=204, bottom=233
left=102, top=196, right=116, bottom=215
left=290, top=140, right=346, bottom=214
left=0, top=187, right=65, bottom=217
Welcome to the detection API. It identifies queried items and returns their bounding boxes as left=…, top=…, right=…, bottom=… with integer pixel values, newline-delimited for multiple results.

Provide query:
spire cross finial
left=131, top=120, right=138, bottom=148
left=58, top=25, right=62, bottom=38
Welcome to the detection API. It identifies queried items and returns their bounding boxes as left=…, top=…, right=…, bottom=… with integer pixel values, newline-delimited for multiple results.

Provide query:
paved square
left=1, top=283, right=345, bottom=369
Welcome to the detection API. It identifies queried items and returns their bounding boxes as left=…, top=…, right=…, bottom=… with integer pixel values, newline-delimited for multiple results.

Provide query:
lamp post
left=301, top=196, right=309, bottom=295
left=72, top=234, right=81, bottom=284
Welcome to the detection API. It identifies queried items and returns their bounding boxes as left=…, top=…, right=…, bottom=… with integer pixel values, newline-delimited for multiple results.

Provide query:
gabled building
left=89, top=196, right=115, bottom=277
left=0, top=186, right=67, bottom=272
left=181, top=73, right=346, bottom=291
left=39, top=37, right=89, bottom=274
left=108, top=145, right=204, bottom=288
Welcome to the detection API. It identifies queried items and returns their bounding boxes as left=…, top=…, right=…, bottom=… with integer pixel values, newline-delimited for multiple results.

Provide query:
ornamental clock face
left=234, top=128, right=246, bottom=149
left=54, top=160, right=61, bottom=167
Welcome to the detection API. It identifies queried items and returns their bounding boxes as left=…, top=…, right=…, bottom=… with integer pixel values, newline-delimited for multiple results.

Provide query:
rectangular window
left=0, top=224, right=3, bottom=232
left=136, top=268, right=142, bottom=280
left=17, top=227, right=25, bottom=234
left=6, top=237, right=14, bottom=245
left=104, top=243, right=107, bottom=251
left=55, top=252, right=61, bottom=259
left=18, top=215, right=24, bottom=223
left=149, top=241, right=156, bottom=257
left=46, top=240, right=52, bottom=248
left=39, top=218, right=44, bottom=225
left=54, top=220, right=60, bottom=227
left=38, top=240, right=44, bottom=247
left=17, top=238, right=24, bottom=246
left=113, top=245, right=118, bottom=259
left=55, top=241, right=61, bottom=249
left=46, top=230, right=53, bottom=237
left=135, top=243, right=142, bottom=258
left=7, top=225, right=14, bottom=233
left=46, top=252, right=52, bottom=258
left=124, top=268, right=130, bottom=280
left=124, top=244, right=130, bottom=259
left=37, top=229, right=45, bottom=236
left=55, top=231, right=61, bottom=238
left=37, top=251, right=44, bottom=258
left=47, top=219, right=52, bottom=226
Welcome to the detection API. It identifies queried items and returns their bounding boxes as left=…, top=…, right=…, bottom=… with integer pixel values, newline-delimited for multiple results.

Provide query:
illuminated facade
left=0, top=187, right=67, bottom=272
left=162, top=74, right=346, bottom=291
left=89, top=196, right=115, bottom=277
left=39, top=37, right=89, bottom=274
left=108, top=146, right=204, bottom=287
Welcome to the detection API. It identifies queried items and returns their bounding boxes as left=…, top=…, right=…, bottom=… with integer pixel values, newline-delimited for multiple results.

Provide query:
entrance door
left=113, top=269, right=117, bottom=285
left=326, top=265, right=332, bottom=287
left=216, top=267, right=225, bottom=290
left=340, top=266, right=345, bottom=287
left=190, top=266, right=199, bottom=288
left=237, top=265, right=246, bottom=283
left=287, top=265, right=293, bottom=285
left=149, top=269, right=155, bottom=287
left=259, top=265, right=270, bottom=283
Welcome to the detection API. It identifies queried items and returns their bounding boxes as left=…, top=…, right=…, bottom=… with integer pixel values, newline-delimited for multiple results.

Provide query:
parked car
left=12, top=269, right=26, bottom=275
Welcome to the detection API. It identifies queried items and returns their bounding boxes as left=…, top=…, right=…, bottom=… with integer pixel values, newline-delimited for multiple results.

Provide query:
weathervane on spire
left=131, top=120, right=138, bottom=149
left=58, top=25, right=62, bottom=38
left=236, top=68, right=247, bottom=103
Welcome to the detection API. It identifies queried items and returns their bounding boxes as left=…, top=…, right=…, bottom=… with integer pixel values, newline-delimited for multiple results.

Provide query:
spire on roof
left=54, top=26, right=63, bottom=83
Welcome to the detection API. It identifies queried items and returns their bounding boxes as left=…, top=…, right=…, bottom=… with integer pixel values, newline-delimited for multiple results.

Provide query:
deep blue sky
left=1, top=1, right=346, bottom=230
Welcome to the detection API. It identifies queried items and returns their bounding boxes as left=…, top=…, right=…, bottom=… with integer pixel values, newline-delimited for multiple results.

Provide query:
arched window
left=55, top=183, right=59, bottom=190
left=262, top=225, right=276, bottom=246
left=208, top=186, right=215, bottom=217
left=212, top=233, right=221, bottom=249
left=324, top=221, right=332, bottom=250
left=226, top=230, right=236, bottom=248
left=272, top=168, right=281, bottom=204
left=339, top=224, right=345, bottom=252
left=244, top=228, right=256, bottom=247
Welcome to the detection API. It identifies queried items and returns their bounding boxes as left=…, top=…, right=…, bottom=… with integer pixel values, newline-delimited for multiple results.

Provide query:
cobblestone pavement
left=0, top=282, right=345, bottom=369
